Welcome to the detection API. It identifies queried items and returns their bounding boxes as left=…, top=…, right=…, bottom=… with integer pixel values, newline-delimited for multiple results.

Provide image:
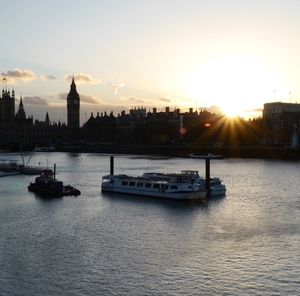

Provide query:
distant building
left=263, top=102, right=300, bottom=118
left=67, top=77, right=80, bottom=128
left=83, top=106, right=226, bottom=145
left=263, top=102, right=300, bottom=146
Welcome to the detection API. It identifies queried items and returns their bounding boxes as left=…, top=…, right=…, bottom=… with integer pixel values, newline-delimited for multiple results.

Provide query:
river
left=0, top=152, right=299, bottom=295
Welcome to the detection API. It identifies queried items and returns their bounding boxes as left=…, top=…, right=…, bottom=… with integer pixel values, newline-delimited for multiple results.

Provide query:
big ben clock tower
left=67, top=76, right=80, bottom=128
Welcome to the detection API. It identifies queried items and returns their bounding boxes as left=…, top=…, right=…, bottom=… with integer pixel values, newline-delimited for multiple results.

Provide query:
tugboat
left=28, top=164, right=81, bottom=197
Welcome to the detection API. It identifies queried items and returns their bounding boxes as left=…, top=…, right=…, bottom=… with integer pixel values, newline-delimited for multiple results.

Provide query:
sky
left=1, top=0, right=300, bottom=124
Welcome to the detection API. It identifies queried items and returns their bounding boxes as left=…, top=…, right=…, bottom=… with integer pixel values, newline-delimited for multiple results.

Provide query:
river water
left=0, top=152, right=299, bottom=296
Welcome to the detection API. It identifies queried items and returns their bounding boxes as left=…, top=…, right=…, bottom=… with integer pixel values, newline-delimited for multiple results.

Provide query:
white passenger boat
left=101, top=170, right=207, bottom=200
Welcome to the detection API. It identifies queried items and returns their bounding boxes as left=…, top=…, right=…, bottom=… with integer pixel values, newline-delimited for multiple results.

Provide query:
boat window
left=145, top=183, right=151, bottom=188
left=170, top=185, right=178, bottom=189
left=137, top=182, right=143, bottom=187
left=153, top=184, right=159, bottom=189
left=121, top=181, right=128, bottom=186
left=129, top=181, right=135, bottom=186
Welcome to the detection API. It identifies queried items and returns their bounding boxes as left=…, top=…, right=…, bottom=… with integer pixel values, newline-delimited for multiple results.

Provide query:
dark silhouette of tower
left=16, top=96, right=26, bottom=120
left=45, top=112, right=50, bottom=126
left=0, top=89, right=15, bottom=126
left=67, top=77, right=80, bottom=128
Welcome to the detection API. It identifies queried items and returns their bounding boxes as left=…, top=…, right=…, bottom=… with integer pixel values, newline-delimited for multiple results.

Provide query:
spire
left=16, top=95, right=26, bottom=120
left=20, top=96, right=23, bottom=107
left=71, top=75, right=76, bottom=88
left=45, top=112, right=50, bottom=125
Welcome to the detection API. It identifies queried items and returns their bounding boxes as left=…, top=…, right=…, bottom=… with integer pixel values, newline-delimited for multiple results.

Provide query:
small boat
left=190, top=153, right=224, bottom=159
left=34, top=145, right=56, bottom=152
left=18, top=164, right=47, bottom=175
left=209, top=177, right=226, bottom=196
left=102, top=170, right=207, bottom=200
left=28, top=165, right=80, bottom=197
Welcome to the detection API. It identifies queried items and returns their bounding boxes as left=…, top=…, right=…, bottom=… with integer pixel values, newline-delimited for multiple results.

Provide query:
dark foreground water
left=0, top=152, right=299, bottom=296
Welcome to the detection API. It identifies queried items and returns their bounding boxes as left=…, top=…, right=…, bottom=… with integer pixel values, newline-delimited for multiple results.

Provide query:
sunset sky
left=1, top=0, right=300, bottom=124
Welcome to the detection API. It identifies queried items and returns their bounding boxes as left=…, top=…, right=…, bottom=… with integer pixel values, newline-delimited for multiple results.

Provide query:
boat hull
left=102, top=185, right=206, bottom=200
left=209, top=187, right=226, bottom=196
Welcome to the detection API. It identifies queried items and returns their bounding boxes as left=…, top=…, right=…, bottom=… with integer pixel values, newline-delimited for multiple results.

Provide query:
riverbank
left=56, top=144, right=300, bottom=160
left=2, top=143, right=300, bottom=160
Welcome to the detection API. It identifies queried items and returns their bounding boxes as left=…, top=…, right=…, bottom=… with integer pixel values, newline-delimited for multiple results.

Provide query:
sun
left=182, top=56, right=287, bottom=118
left=221, top=104, right=241, bottom=118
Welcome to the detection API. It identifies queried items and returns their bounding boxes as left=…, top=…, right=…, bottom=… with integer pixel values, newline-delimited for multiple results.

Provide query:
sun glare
left=222, top=105, right=241, bottom=118
left=182, top=56, right=287, bottom=118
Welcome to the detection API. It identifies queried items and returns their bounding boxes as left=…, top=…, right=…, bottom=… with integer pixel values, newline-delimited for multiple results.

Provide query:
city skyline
left=2, top=0, right=300, bottom=122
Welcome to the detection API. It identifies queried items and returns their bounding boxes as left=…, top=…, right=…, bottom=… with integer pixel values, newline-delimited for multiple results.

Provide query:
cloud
left=58, top=93, right=68, bottom=101
left=80, top=94, right=103, bottom=104
left=107, top=82, right=125, bottom=95
left=249, top=107, right=263, bottom=112
left=40, top=75, right=57, bottom=80
left=57, top=92, right=103, bottom=104
left=23, top=96, right=49, bottom=106
left=206, top=105, right=223, bottom=114
left=158, top=97, right=173, bottom=103
left=120, top=96, right=144, bottom=104
left=1, top=68, right=36, bottom=83
left=65, top=73, right=101, bottom=85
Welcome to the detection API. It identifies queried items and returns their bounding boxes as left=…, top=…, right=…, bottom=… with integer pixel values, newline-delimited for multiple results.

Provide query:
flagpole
left=3, top=77, right=7, bottom=91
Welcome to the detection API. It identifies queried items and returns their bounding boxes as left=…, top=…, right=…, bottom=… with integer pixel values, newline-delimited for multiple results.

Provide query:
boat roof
left=103, top=173, right=194, bottom=184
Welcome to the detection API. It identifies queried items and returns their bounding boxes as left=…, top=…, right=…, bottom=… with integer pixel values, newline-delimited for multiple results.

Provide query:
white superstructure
left=101, top=170, right=207, bottom=200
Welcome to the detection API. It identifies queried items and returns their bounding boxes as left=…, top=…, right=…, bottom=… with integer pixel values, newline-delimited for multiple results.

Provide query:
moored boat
left=102, top=170, right=207, bottom=200
left=0, top=159, right=19, bottom=172
left=34, top=145, right=56, bottom=152
left=190, top=153, right=224, bottom=159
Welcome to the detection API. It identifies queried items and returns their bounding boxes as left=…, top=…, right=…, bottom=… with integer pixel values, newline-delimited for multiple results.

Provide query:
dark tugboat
left=28, top=164, right=81, bottom=197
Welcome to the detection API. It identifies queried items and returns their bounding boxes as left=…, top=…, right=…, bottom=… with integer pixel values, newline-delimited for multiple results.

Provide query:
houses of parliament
left=0, top=77, right=80, bottom=147
left=1, top=76, right=299, bottom=150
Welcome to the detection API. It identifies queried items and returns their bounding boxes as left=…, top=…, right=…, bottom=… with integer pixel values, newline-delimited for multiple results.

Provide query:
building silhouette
left=67, top=77, right=80, bottom=129
left=0, top=89, right=15, bottom=127
left=263, top=102, right=300, bottom=146
left=3, top=81, right=292, bottom=151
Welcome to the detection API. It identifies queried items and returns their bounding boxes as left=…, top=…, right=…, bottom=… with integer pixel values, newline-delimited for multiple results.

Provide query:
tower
left=16, top=96, right=26, bottom=120
left=67, top=77, right=80, bottom=128
left=0, top=88, right=15, bottom=125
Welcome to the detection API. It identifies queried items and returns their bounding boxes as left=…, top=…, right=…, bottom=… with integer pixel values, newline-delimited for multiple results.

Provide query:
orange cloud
left=1, top=68, right=36, bottom=83
left=65, top=73, right=101, bottom=85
